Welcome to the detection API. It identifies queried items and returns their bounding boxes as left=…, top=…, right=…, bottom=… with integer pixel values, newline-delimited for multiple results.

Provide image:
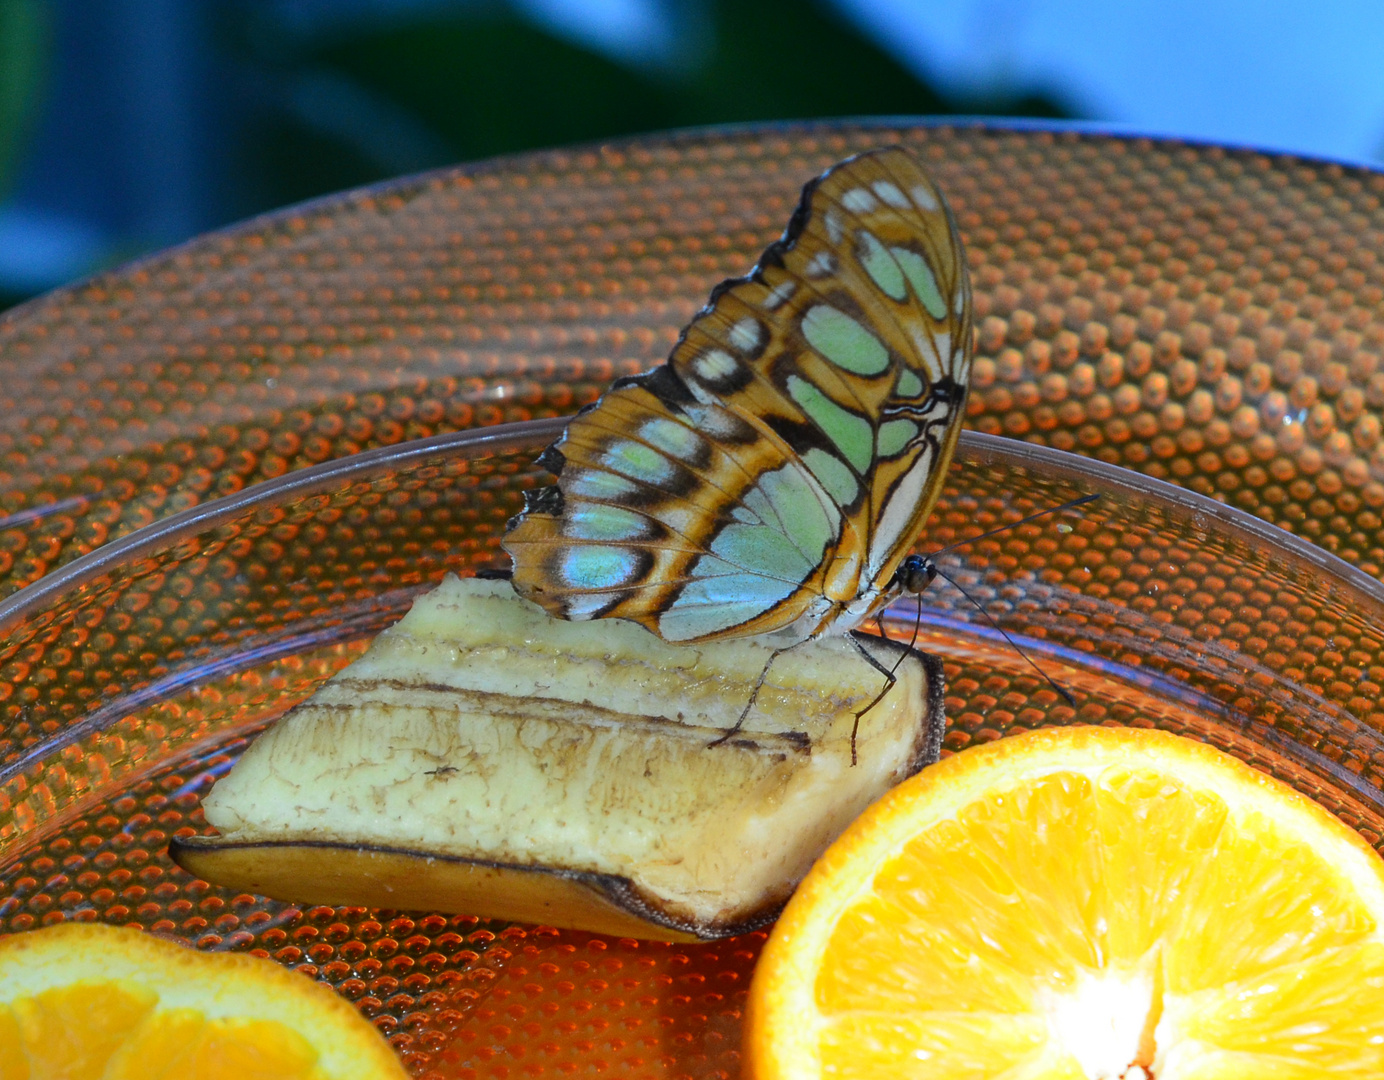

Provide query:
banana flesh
left=171, top=575, right=944, bottom=940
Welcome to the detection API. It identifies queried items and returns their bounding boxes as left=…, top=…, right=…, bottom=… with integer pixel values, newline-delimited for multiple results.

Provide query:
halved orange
left=0, top=922, right=406, bottom=1079
left=747, top=725, right=1384, bottom=1079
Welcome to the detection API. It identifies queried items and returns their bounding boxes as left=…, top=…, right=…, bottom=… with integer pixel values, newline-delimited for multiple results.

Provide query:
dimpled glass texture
left=3, top=120, right=1384, bottom=1078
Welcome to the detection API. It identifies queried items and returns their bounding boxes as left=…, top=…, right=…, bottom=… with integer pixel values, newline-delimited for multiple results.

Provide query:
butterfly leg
left=707, top=646, right=788, bottom=749
left=845, top=633, right=908, bottom=767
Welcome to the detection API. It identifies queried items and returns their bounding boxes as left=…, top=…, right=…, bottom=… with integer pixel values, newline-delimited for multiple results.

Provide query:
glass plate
left=3, top=418, right=1384, bottom=1078
left=3, top=119, right=1384, bottom=1078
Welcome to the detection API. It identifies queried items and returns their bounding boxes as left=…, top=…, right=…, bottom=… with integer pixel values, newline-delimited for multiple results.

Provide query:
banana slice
left=171, top=575, right=944, bottom=940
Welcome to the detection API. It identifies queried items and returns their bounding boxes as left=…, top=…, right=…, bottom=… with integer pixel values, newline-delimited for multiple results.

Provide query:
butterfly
left=503, top=146, right=972, bottom=663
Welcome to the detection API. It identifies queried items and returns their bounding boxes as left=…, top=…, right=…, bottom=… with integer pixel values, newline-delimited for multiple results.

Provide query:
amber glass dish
left=3, top=120, right=1384, bottom=1077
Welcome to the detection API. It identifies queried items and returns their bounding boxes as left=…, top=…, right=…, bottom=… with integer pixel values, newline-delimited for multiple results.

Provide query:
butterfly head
left=892, top=554, right=939, bottom=598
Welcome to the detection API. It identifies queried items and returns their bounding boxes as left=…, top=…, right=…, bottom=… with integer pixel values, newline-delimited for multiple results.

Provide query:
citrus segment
left=103, top=1012, right=322, bottom=1079
left=0, top=922, right=406, bottom=1079
left=7, top=981, right=157, bottom=1077
left=819, top=1011, right=1074, bottom=1079
left=1163, top=941, right=1384, bottom=1074
left=748, top=726, right=1384, bottom=1079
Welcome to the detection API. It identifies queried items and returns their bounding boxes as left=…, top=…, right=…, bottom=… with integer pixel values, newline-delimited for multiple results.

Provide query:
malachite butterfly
left=503, top=146, right=973, bottom=648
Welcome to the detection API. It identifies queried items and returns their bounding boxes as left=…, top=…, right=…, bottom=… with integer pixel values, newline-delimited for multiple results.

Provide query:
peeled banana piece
left=171, top=575, right=945, bottom=940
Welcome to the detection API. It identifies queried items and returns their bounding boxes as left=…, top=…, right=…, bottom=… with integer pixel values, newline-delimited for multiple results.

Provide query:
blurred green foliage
left=0, top=0, right=46, bottom=199
left=233, top=0, right=1067, bottom=214
left=0, top=0, right=47, bottom=312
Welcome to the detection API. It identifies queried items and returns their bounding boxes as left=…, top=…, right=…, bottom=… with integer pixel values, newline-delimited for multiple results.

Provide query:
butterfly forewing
left=504, top=147, right=972, bottom=645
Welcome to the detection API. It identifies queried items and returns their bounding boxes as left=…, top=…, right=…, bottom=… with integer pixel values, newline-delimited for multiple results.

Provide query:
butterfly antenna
left=931, top=564, right=1077, bottom=708
left=929, top=493, right=1100, bottom=560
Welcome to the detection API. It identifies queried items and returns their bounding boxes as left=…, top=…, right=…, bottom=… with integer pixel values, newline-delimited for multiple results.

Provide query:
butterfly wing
left=503, top=147, right=972, bottom=644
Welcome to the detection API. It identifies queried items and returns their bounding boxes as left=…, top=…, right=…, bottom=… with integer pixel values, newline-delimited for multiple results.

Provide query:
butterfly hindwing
left=506, top=376, right=846, bottom=642
left=504, top=147, right=973, bottom=644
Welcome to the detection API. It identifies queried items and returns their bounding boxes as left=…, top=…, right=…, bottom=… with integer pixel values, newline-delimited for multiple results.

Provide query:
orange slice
left=0, top=922, right=406, bottom=1079
left=747, top=726, right=1384, bottom=1079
